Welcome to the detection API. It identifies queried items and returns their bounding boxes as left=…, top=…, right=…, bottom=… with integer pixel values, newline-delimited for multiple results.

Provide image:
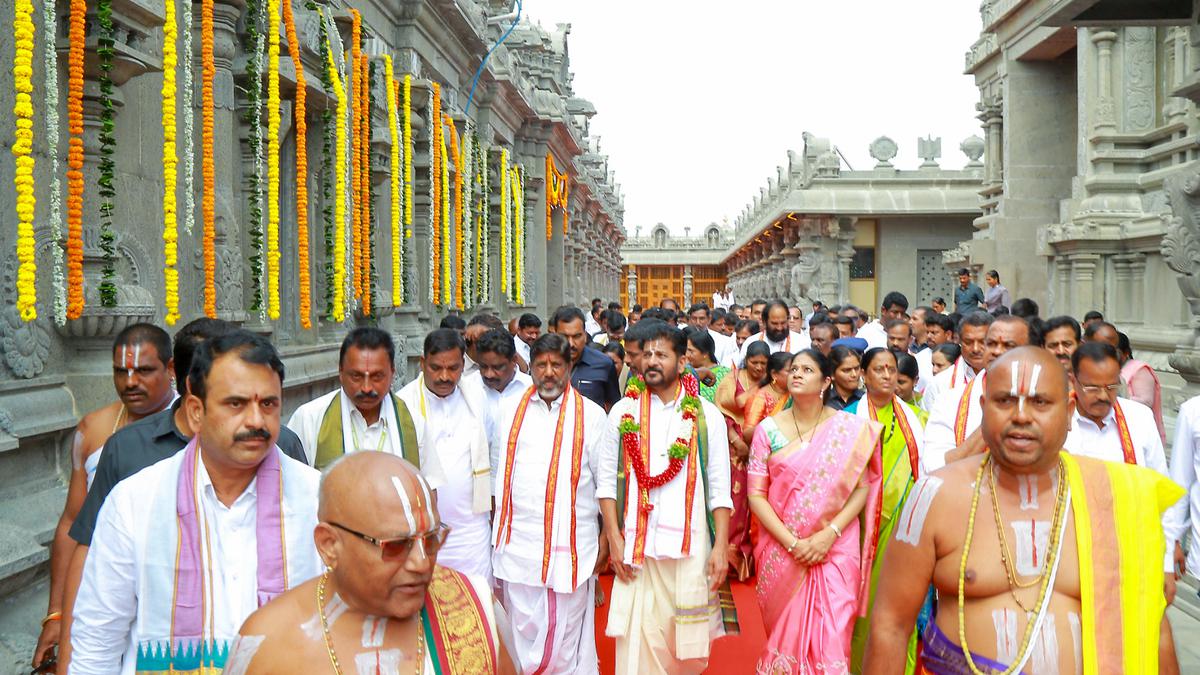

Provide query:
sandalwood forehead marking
left=414, top=470, right=435, bottom=531
left=1009, top=360, right=1043, bottom=413
left=391, top=475, right=416, bottom=533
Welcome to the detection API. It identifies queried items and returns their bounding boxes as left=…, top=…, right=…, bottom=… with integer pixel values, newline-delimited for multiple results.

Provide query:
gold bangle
left=41, top=611, right=62, bottom=626
left=829, top=522, right=842, bottom=538
left=786, top=536, right=799, bottom=553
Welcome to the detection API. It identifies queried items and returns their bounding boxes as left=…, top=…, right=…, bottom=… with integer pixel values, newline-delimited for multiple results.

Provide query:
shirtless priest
left=864, top=347, right=1184, bottom=674
left=228, top=451, right=516, bottom=674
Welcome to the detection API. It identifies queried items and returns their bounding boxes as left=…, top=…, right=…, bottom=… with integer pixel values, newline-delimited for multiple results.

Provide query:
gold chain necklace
left=318, top=569, right=424, bottom=674
left=988, top=463, right=1068, bottom=605
left=790, top=405, right=825, bottom=443
left=958, top=455, right=1067, bottom=675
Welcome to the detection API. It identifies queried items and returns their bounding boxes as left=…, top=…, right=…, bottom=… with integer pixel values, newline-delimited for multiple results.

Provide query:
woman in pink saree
left=748, top=348, right=882, bottom=674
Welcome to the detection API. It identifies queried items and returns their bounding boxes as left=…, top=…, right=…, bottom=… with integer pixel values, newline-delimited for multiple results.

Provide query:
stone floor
left=1172, top=575, right=1200, bottom=671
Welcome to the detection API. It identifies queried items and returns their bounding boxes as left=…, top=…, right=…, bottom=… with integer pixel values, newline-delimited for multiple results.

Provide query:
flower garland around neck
left=161, top=0, right=179, bottom=324
left=12, top=0, right=38, bottom=321
left=264, top=0, right=282, bottom=320
left=97, top=0, right=118, bottom=307
left=384, top=55, right=402, bottom=307
left=349, top=10, right=362, bottom=302
left=282, top=0, right=309, bottom=327
left=624, top=374, right=646, bottom=398
left=40, top=0, right=65, bottom=324
left=65, top=0, right=86, bottom=319
left=618, top=372, right=700, bottom=489
left=430, top=83, right=442, bottom=306
left=320, top=10, right=347, bottom=322
left=243, top=0, right=265, bottom=316
left=201, top=0, right=216, bottom=317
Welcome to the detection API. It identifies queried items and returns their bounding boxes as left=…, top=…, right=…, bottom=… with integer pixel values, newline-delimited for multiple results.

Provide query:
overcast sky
left=524, top=1, right=983, bottom=234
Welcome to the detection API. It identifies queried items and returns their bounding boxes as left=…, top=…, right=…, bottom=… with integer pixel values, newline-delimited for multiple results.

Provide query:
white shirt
left=914, top=348, right=934, bottom=395
left=492, top=389, right=607, bottom=592
left=708, top=328, right=739, bottom=367
left=514, top=336, right=532, bottom=366
left=736, top=330, right=810, bottom=368
left=585, top=315, right=603, bottom=336
left=1170, top=396, right=1200, bottom=572
left=287, top=390, right=396, bottom=462
left=396, top=379, right=492, bottom=580
left=711, top=291, right=734, bottom=310
left=921, top=356, right=976, bottom=412
left=598, top=392, right=732, bottom=564
left=70, top=450, right=321, bottom=674
left=922, top=373, right=985, bottom=474
left=1064, top=398, right=1177, bottom=571
left=463, top=368, right=533, bottom=465
left=857, top=320, right=888, bottom=351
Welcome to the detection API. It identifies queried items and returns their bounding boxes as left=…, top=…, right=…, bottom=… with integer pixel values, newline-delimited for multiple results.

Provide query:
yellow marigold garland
left=446, top=114, right=463, bottom=310
left=12, top=0, right=37, bottom=321
left=349, top=11, right=362, bottom=301
left=161, top=0, right=179, bottom=325
left=440, top=116, right=451, bottom=307
left=403, top=74, right=413, bottom=230
left=66, top=0, right=86, bottom=319
left=512, top=164, right=524, bottom=305
left=201, top=0, right=216, bottom=317
left=384, top=55, right=402, bottom=307
left=264, top=0, right=281, bottom=319
left=430, top=82, right=442, bottom=305
left=282, top=0, right=309, bottom=327
left=321, top=18, right=347, bottom=322
left=499, top=148, right=509, bottom=297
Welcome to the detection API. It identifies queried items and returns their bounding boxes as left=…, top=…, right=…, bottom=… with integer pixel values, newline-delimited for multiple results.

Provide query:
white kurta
left=70, top=449, right=322, bottom=675
left=920, top=356, right=976, bottom=412
left=922, top=373, right=985, bottom=474
left=708, top=329, right=739, bottom=368
left=1063, top=398, right=1179, bottom=571
left=598, top=393, right=732, bottom=564
left=913, top=348, right=934, bottom=395
left=396, top=378, right=493, bottom=580
left=734, top=330, right=810, bottom=368
left=464, top=369, right=533, bottom=474
left=856, top=320, right=888, bottom=351
left=492, top=389, right=607, bottom=591
left=1169, top=395, right=1200, bottom=572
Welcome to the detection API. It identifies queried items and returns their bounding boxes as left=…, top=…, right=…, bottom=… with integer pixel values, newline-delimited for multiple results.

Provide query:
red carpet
left=594, top=573, right=766, bottom=673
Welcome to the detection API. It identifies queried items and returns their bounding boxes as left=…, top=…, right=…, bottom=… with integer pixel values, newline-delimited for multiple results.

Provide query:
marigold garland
left=263, top=0, right=282, bottom=319
left=499, top=148, right=509, bottom=298
left=321, top=16, right=347, bottom=322
left=65, top=0, right=86, bottom=319
left=512, top=164, right=524, bottom=305
left=440, top=116, right=451, bottom=307
left=282, top=0, right=310, bottom=327
left=12, top=0, right=38, bottom=321
left=96, top=0, right=118, bottom=307
left=430, top=82, right=442, bottom=305
left=619, top=372, right=701, bottom=489
left=545, top=152, right=569, bottom=241
left=403, top=74, right=413, bottom=229
left=384, top=56, right=402, bottom=307
left=41, top=0, right=65, bottom=324
left=201, top=0, right=216, bottom=317
left=359, top=53, right=372, bottom=315
left=459, top=126, right=473, bottom=309
left=348, top=11, right=362, bottom=301
left=446, top=114, right=463, bottom=310
left=161, top=0, right=179, bottom=324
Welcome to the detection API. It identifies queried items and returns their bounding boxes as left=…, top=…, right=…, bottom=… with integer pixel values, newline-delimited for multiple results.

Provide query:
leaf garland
left=243, top=0, right=265, bottom=314
left=472, top=132, right=488, bottom=305
left=97, top=0, right=117, bottom=306
left=319, top=7, right=347, bottom=322
left=316, top=6, right=334, bottom=317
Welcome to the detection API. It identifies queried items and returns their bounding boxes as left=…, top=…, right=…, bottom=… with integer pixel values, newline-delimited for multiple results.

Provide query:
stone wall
left=0, top=0, right=625, bottom=663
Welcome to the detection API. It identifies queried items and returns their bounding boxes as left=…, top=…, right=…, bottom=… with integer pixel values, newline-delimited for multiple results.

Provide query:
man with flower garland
left=492, top=333, right=608, bottom=673
left=598, top=319, right=737, bottom=674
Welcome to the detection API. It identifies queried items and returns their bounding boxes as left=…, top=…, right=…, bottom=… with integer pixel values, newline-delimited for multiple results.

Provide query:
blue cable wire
left=463, top=0, right=522, bottom=115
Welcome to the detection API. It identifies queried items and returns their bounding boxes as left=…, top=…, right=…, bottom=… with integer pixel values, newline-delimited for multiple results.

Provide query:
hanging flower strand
left=180, top=0, right=196, bottom=239
left=243, top=0, right=265, bottom=313
left=264, top=0, right=281, bottom=319
left=201, top=0, right=216, bottom=317
left=430, top=82, right=442, bottom=305
left=282, top=0, right=310, bottom=327
left=40, top=0, right=65, bottom=324
left=384, top=55, right=402, bottom=307
left=12, top=0, right=38, bottom=321
left=349, top=10, right=362, bottom=300
left=96, top=0, right=118, bottom=307
left=65, top=0, right=86, bottom=319
left=446, top=114, right=463, bottom=310
left=403, top=74, right=413, bottom=230
left=320, top=11, right=347, bottom=322
left=161, top=0, right=179, bottom=324
left=359, top=53, right=372, bottom=314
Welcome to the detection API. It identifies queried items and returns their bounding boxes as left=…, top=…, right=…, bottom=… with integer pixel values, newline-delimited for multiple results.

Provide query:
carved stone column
left=626, top=267, right=637, bottom=308
left=682, top=265, right=693, bottom=306
left=978, top=95, right=1003, bottom=187
left=1069, top=254, right=1101, bottom=318
left=1091, top=30, right=1118, bottom=133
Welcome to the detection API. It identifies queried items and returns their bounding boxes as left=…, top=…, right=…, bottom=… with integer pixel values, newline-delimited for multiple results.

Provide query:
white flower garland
left=515, top=165, right=525, bottom=304
left=479, top=139, right=488, bottom=303
left=251, top=27, right=266, bottom=321
left=499, top=148, right=509, bottom=300
left=181, top=0, right=195, bottom=239
left=460, top=121, right=473, bottom=309
left=42, top=0, right=65, bottom=324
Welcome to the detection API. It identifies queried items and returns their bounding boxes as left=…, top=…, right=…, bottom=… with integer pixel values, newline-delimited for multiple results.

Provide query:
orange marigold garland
left=282, top=0, right=310, bottom=327
left=201, top=0, right=216, bottom=317
left=65, top=0, right=87, bottom=319
left=447, top=114, right=463, bottom=310
left=358, top=53, right=371, bottom=314
left=545, top=152, right=569, bottom=241
left=430, top=82, right=442, bottom=305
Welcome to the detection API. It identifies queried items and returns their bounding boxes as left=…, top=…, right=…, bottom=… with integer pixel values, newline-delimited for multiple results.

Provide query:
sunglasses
left=328, top=521, right=451, bottom=562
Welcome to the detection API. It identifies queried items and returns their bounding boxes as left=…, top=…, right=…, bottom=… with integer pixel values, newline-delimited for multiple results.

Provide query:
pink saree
left=748, top=412, right=882, bottom=675
left=716, top=367, right=758, bottom=580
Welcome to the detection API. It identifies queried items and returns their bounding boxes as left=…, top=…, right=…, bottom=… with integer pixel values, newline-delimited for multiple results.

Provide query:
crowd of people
left=26, top=275, right=1200, bottom=674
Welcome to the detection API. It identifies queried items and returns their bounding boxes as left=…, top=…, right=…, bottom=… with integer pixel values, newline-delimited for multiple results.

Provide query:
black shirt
left=571, top=346, right=621, bottom=409
left=68, top=399, right=308, bottom=546
left=826, top=388, right=864, bottom=412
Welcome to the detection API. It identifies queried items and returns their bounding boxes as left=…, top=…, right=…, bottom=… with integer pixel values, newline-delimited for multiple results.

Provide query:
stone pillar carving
left=1091, top=30, right=1119, bottom=133
left=1069, top=254, right=1101, bottom=318
left=1163, top=172, right=1200, bottom=394
left=978, top=95, right=1004, bottom=187
left=1164, top=27, right=1191, bottom=124
left=683, top=265, right=693, bottom=306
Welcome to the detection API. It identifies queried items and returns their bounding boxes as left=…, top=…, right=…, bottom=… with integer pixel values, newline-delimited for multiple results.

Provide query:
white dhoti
left=605, top=544, right=723, bottom=675
left=501, top=578, right=598, bottom=675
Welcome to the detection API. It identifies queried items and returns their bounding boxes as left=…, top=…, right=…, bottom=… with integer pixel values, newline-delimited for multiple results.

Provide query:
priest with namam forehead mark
left=228, top=451, right=517, bottom=674
left=864, top=347, right=1184, bottom=675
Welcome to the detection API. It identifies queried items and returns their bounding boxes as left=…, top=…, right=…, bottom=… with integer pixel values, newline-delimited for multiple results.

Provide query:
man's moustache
left=354, top=391, right=380, bottom=400
left=234, top=428, right=271, bottom=442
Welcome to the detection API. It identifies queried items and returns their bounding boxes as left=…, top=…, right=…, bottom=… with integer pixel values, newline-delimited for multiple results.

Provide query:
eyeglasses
left=327, top=521, right=451, bottom=562
left=1078, top=383, right=1121, bottom=396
